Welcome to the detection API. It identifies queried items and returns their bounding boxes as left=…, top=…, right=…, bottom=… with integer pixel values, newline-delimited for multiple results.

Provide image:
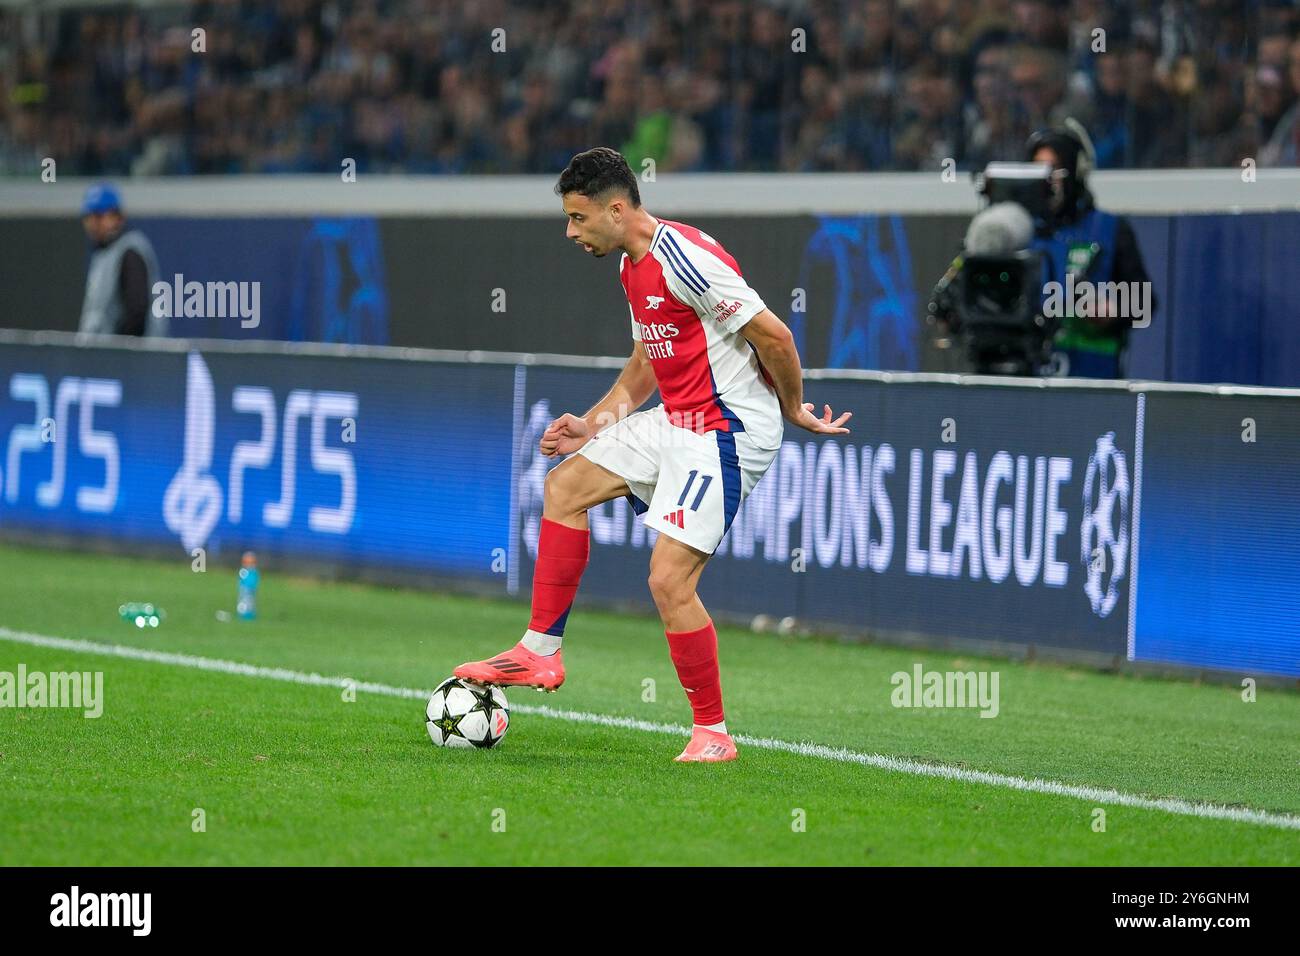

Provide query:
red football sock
left=665, top=619, right=725, bottom=726
left=528, top=517, right=590, bottom=636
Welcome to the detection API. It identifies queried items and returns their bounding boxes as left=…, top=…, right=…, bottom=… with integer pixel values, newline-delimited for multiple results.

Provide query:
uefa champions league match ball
left=426, top=677, right=510, bottom=749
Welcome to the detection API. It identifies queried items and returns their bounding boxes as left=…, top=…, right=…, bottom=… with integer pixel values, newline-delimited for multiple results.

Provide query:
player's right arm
left=583, top=338, right=657, bottom=434
left=539, top=340, right=658, bottom=458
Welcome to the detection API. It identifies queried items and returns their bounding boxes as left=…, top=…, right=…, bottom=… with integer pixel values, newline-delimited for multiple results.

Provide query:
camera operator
left=928, top=120, right=1156, bottom=379
left=1025, top=121, right=1155, bottom=378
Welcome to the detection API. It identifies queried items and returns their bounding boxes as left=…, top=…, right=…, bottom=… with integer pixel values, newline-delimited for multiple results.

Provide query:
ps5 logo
left=3, top=373, right=121, bottom=513
left=164, top=351, right=358, bottom=550
left=163, top=353, right=222, bottom=549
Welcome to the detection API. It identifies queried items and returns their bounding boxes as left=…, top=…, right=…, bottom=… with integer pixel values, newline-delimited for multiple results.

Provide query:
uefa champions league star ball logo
left=1080, top=431, right=1129, bottom=618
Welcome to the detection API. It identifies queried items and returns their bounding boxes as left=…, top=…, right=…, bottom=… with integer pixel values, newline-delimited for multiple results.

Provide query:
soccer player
left=455, top=147, right=851, bottom=762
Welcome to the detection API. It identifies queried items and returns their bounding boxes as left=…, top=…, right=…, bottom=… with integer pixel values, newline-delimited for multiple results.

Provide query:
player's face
left=562, top=192, right=620, bottom=257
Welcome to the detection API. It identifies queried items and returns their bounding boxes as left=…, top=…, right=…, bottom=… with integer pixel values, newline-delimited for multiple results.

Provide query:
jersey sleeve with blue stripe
left=653, top=230, right=767, bottom=334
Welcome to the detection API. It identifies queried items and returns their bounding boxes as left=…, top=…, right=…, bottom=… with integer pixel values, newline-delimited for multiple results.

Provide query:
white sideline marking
left=3, top=626, right=1298, bottom=833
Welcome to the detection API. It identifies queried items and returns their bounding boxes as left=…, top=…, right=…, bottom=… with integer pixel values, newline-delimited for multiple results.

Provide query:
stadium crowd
left=2, top=0, right=1299, bottom=176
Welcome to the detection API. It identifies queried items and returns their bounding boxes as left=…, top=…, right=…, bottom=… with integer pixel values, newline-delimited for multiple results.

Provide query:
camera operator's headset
left=1024, top=119, right=1096, bottom=220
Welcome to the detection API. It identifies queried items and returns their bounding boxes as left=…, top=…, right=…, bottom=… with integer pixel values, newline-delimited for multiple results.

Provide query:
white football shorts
left=576, top=402, right=780, bottom=555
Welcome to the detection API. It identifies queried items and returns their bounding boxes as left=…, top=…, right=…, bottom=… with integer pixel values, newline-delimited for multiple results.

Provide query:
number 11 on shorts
left=677, top=469, right=713, bottom=512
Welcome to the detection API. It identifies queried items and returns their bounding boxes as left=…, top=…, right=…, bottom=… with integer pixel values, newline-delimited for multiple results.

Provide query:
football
left=425, top=677, right=509, bottom=749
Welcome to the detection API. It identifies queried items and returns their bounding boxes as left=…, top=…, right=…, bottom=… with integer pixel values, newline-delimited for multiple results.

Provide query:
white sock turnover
left=520, top=629, right=562, bottom=656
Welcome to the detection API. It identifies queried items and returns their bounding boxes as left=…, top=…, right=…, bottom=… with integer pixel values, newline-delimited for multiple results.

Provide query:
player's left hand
left=787, top=402, right=852, bottom=435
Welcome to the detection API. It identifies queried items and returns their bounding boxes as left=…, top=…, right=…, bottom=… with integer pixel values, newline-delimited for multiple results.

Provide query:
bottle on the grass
left=118, top=602, right=163, bottom=628
left=236, top=551, right=259, bottom=620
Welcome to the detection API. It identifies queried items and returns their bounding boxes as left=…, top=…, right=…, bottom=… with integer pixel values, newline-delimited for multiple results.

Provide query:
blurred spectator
left=1260, top=38, right=1300, bottom=166
left=894, top=57, right=960, bottom=170
left=961, top=34, right=1029, bottom=170
left=1249, top=64, right=1293, bottom=150
left=1011, top=45, right=1069, bottom=130
left=1190, top=63, right=1258, bottom=167
left=0, top=0, right=1296, bottom=176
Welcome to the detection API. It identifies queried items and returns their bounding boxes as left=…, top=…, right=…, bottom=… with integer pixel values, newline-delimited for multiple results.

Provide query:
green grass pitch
left=0, top=541, right=1296, bottom=865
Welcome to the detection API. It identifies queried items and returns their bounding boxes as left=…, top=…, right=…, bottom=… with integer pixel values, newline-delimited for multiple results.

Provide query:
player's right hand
left=540, top=413, right=592, bottom=458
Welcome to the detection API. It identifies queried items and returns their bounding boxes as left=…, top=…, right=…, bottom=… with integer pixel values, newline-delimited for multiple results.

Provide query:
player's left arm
left=739, top=309, right=851, bottom=435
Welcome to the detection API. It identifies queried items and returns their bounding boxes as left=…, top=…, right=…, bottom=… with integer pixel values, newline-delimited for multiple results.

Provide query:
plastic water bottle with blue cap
left=237, top=551, right=259, bottom=620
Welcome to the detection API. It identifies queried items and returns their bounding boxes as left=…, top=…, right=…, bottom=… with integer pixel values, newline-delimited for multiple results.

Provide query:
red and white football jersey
left=619, top=218, right=783, bottom=451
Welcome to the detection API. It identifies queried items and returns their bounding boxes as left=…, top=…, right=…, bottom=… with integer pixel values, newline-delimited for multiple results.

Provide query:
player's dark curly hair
left=555, top=147, right=641, bottom=206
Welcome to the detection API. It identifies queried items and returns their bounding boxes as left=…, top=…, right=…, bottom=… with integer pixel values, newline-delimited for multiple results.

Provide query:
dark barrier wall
left=0, top=340, right=515, bottom=579
left=5, top=210, right=1300, bottom=386
left=1, top=336, right=1296, bottom=677
left=523, top=366, right=1135, bottom=657
left=0, top=213, right=949, bottom=373
left=1135, top=392, right=1300, bottom=676
left=0, top=217, right=393, bottom=345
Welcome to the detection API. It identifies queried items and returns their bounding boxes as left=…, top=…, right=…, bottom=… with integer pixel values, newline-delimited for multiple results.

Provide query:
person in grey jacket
left=78, top=183, right=166, bottom=338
